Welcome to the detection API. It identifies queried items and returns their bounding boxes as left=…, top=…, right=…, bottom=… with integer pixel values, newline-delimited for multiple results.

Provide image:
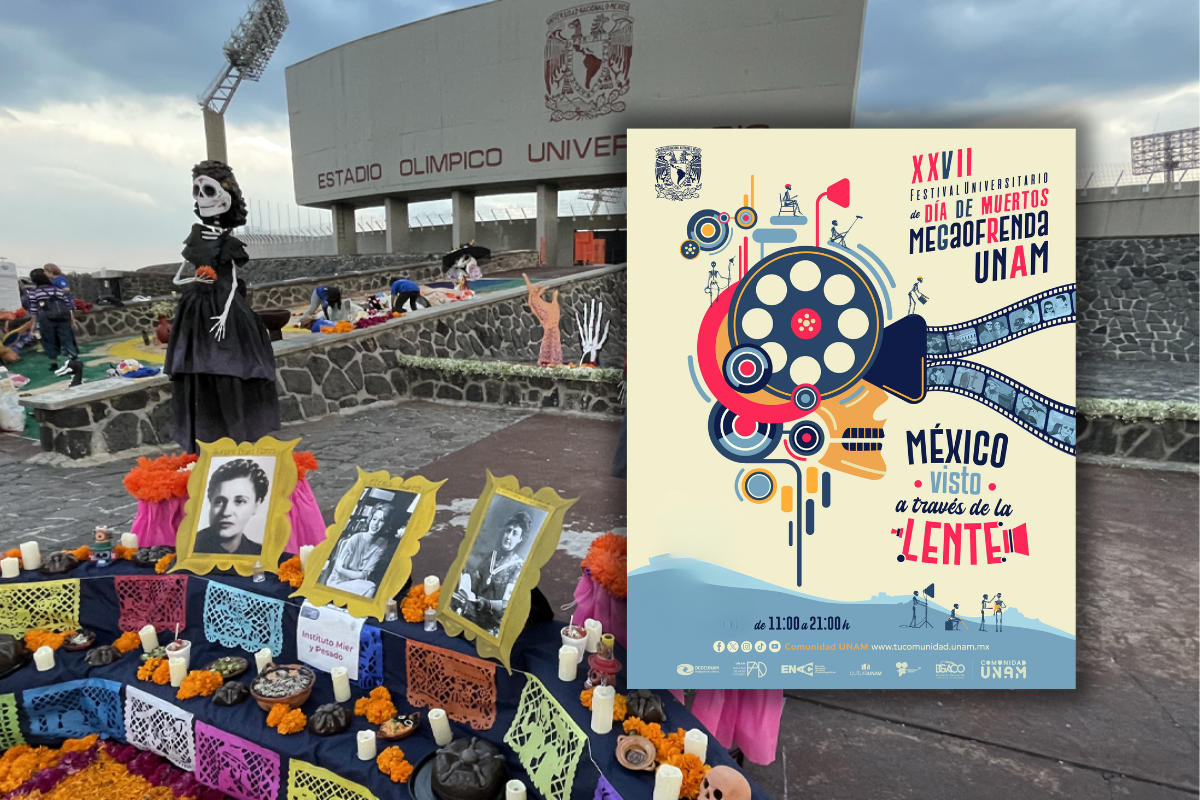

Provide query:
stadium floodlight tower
left=1131, top=127, right=1198, bottom=185
left=198, top=0, right=289, bottom=163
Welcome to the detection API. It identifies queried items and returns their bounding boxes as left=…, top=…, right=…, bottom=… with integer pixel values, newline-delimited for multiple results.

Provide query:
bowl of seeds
left=250, top=663, right=316, bottom=711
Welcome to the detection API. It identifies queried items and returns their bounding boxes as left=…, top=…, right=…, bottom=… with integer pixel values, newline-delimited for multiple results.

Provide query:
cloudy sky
left=0, top=0, right=1196, bottom=272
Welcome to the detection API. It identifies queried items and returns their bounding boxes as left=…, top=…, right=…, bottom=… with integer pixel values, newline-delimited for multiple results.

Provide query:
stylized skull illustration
left=813, top=378, right=889, bottom=480
left=193, top=175, right=232, bottom=218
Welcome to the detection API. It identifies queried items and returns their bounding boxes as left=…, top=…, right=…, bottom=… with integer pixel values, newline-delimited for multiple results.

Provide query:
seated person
left=390, top=278, right=424, bottom=312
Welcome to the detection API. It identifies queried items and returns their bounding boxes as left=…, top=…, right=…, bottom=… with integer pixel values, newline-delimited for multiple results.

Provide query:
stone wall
left=72, top=251, right=540, bottom=342
left=25, top=265, right=626, bottom=458
left=1077, top=415, right=1197, bottom=464
left=1076, top=236, right=1198, bottom=362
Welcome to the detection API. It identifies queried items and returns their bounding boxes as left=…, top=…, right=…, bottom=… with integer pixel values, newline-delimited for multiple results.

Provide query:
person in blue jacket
left=390, top=278, right=425, bottom=313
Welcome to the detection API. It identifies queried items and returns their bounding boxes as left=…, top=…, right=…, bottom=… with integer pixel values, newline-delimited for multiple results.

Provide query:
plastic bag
left=0, top=391, right=24, bottom=432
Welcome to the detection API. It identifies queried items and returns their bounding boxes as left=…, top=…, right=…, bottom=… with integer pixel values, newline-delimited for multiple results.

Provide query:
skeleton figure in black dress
left=164, top=161, right=279, bottom=452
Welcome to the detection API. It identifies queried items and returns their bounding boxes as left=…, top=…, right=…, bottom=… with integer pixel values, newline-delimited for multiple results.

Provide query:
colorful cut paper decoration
left=114, top=575, right=188, bottom=634
left=504, top=675, right=586, bottom=800
left=194, top=721, right=281, bottom=800
left=203, top=580, right=285, bottom=656
left=288, top=758, right=380, bottom=800
left=0, top=693, right=24, bottom=751
left=0, top=579, right=80, bottom=635
left=23, top=678, right=124, bottom=741
left=357, top=625, right=384, bottom=690
left=124, top=685, right=196, bottom=771
left=294, top=468, right=444, bottom=621
left=439, top=471, right=577, bottom=671
left=173, top=436, right=300, bottom=578
left=405, top=639, right=498, bottom=730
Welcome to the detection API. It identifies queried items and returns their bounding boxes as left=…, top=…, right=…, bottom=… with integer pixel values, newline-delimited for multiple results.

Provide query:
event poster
left=626, top=129, right=1076, bottom=689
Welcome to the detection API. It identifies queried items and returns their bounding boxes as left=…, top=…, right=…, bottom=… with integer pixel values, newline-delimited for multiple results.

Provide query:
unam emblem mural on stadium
left=544, top=3, right=634, bottom=121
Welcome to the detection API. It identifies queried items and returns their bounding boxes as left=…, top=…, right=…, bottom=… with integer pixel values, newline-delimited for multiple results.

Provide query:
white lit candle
left=121, top=533, right=139, bottom=550
left=19, top=542, right=41, bottom=571
left=138, top=625, right=159, bottom=654
left=590, top=685, right=615, bottom=735
left=505, top=780, right=527, bottom=800
left=168, top=657, right=187, bottom=688
left=429, top=708, right=452, bottom=746
left=684, top=729, right=708, bottom=763
left=653, top=764, right=684, bottom=800
left=424, top=575, right=440, bottom=595
left=298, top=545, right=315, bottom=569
left=584, top=619, right=602, bottom=653
left=558, top=645, right=578, bottom=682
left=255, top=648, right=272, bottom=674
left=331, top=666, right=351, bottom=702
left=34, top=646, right=55, bottom=672
left=0, top=558, right=18, bottom=579
left=356, top=730, right=377, bottom=761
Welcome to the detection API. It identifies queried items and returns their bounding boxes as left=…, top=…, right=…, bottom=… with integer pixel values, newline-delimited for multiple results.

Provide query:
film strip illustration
left=926, top=284, right=1076, bottom=361
left=925, top=358, right=1076, bottom=455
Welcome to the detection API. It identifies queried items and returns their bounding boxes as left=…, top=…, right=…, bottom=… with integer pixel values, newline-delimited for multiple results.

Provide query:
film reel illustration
left=925, top=359, right=1076, bottom=454
left=926, top=285, right=1077, bottom=360
left=687, top=209, right=733, bottom=255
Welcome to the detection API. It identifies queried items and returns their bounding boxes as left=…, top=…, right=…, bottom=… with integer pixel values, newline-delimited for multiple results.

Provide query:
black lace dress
left=164, top=225, right=280, bottom=452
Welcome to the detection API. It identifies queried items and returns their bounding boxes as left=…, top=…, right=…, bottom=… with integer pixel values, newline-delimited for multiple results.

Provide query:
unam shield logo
left=655, top=146, right=702, bottom=201
left=544, top=3, right=634, bottom=122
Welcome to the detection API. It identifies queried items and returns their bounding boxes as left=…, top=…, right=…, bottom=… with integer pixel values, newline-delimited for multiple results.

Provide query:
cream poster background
left=627, top=130, right=1075, bottom=684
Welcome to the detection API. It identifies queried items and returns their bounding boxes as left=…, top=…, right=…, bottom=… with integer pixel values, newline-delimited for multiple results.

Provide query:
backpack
left=39, top=294, right=72, bottom=323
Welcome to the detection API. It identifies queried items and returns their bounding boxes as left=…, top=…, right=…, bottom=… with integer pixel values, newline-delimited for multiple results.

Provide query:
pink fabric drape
left=129, top=479, right=327, bottom=553
left=668, top=688, right=784, bottom=765
left=130, top=496, right=188, bottom=548
left=572, top=572, right=627, bottom=649
left=285, top=478, right=328, bottom=553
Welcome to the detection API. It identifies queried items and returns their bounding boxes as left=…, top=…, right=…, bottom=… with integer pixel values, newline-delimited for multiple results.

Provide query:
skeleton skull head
left=814, top=379, right=889, bottom=480
left=699, top=766, right=751, bottom=800
left=193, top=175, right=231, bottom=218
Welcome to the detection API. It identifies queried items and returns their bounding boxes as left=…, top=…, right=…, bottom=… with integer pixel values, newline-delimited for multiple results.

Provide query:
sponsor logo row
left=677, top=659, right=1029, bottom=679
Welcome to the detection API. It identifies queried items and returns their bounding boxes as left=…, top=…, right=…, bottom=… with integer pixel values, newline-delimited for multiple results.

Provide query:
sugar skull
left=699, top=766, right=751, bottom=800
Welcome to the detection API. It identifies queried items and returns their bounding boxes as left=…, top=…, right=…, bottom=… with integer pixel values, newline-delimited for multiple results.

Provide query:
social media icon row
left=714, top=641, right=782, bottom=653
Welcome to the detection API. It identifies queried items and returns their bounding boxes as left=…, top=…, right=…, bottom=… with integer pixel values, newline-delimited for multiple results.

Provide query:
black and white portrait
left=194, top=456, right=275, bottom=556
left=1008, top=304, right=1040, bottom=332
left=1016, top=394, right=1048, bottom=429
left=926, top=333, right=947, bottom=355
left=953, top=367, right=985, bottom=393
left=1046, top=410, right=1075, bottom=445
left=926, top=366, right=952, bottom=386
left=316, top=488, right=419, bottom=599
left=983, top=378, right=1016, bottom=410
left=449, top=493, right=549, bottom=636
left=976, top=316, right=1009, bottom=345
left=1042, top=293, right=1072, bottom=321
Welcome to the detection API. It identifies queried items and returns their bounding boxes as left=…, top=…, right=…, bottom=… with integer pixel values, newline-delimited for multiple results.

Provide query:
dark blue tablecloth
left=0, top=560, right=769, bottom=800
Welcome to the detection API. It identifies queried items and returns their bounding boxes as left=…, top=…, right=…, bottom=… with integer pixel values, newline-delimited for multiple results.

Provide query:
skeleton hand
left=209, top=313, right=228, bottom=341
left=574, top=299, right=609, bottom=364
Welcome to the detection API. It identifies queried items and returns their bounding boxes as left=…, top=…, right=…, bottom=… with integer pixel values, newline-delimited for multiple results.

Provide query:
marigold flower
left=24, top=630, right=67, bottom=651
left=113, top=631, right=142, bottom=654
left=400, top=584, right=439, bottom=623
left=154, top=553, right=175, bottom=573
left=152, top=660, right=172, bottom=685
left=354, top=686, right=397, bottom=725
left=277, top=556, right=304, bottom=588
left=377, top=746, right=414, bottom=783
left=177, top=669, right=222, bottom=699
left=195, top=266, right=218, bottom=281
left=665, top=753, right=711, bottom=799
left=266, top=702, right=306, bottom=734
left=68, top=545, right=91, bottom=561
left=137, top=657, right=164, bottom=682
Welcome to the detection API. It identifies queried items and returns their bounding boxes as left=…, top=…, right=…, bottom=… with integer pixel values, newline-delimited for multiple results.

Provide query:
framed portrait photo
left=174, top=437, right=300, bottom=577
left=439, top=471, right=577, bottom=670
left=294, top=468, right=445, bottom=620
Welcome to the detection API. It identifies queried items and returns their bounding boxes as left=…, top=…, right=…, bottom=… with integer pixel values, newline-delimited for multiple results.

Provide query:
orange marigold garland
left=622, top=718, right=692, bottom=764
left=0, top=743, right=65, bottom=793
left=154, top=553, right=175, bottom=573
left=113, top=631, right=142, bottom=654
left=111, top=545, right=135, bottom=561
left=67, top=545, right=91, bottom=562
left=354, top=686, right=397, bottom=725
left=277, top=556, right=304, bottom=588
left=579, top=687, right=627, bottom=722
left=377, top=746, right=414, bottom=783
left=24, top=630, right=68, bottom=651
left=580, top=532, right=627, bottom=599
left=136, top=657, right=164, bottom=682
left=266, top=702, right=307, bottom=734
left=152, top=660, right=172, bottom=685
left=178, top=669, right=223, bottom=699
left=400, top=584, right=439, bottom=623
left=123, top=453, right=199, bottom=502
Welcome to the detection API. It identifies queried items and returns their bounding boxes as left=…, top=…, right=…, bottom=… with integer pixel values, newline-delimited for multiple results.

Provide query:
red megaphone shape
left=815, top=178, right=851, bottom=246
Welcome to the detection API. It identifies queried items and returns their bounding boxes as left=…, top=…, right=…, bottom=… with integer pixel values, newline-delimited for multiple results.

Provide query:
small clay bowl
left=62, top=629, right=96, bottom=651
left=250, top=663, right=315, bottom=711
left=205, top=656, right=249, bottom=681
left=379, top=712, right=421, bottom=741
left=616, top=735, right=656, bottom=771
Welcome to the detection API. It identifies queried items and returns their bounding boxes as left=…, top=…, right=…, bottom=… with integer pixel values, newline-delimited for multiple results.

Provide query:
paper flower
left=195, top=266, right=218, bottom=281
left=354, top=686, right=397, bottom=725
left=293, top=450, right=319, bottom=480
left=581, top=532, right=627, bottom=599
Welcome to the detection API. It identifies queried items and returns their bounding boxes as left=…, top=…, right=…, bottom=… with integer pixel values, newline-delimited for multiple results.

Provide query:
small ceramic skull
left=699, top=766, right=751, bottom=800
left=193, top=175, right=232, bottom=219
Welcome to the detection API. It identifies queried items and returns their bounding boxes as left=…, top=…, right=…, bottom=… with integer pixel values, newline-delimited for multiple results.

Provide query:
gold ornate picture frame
left=173, top=437, right=300, bottom=577
left=439, top=471, right=577, bottom=671
left=294, top=468, right=445, bottom=620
